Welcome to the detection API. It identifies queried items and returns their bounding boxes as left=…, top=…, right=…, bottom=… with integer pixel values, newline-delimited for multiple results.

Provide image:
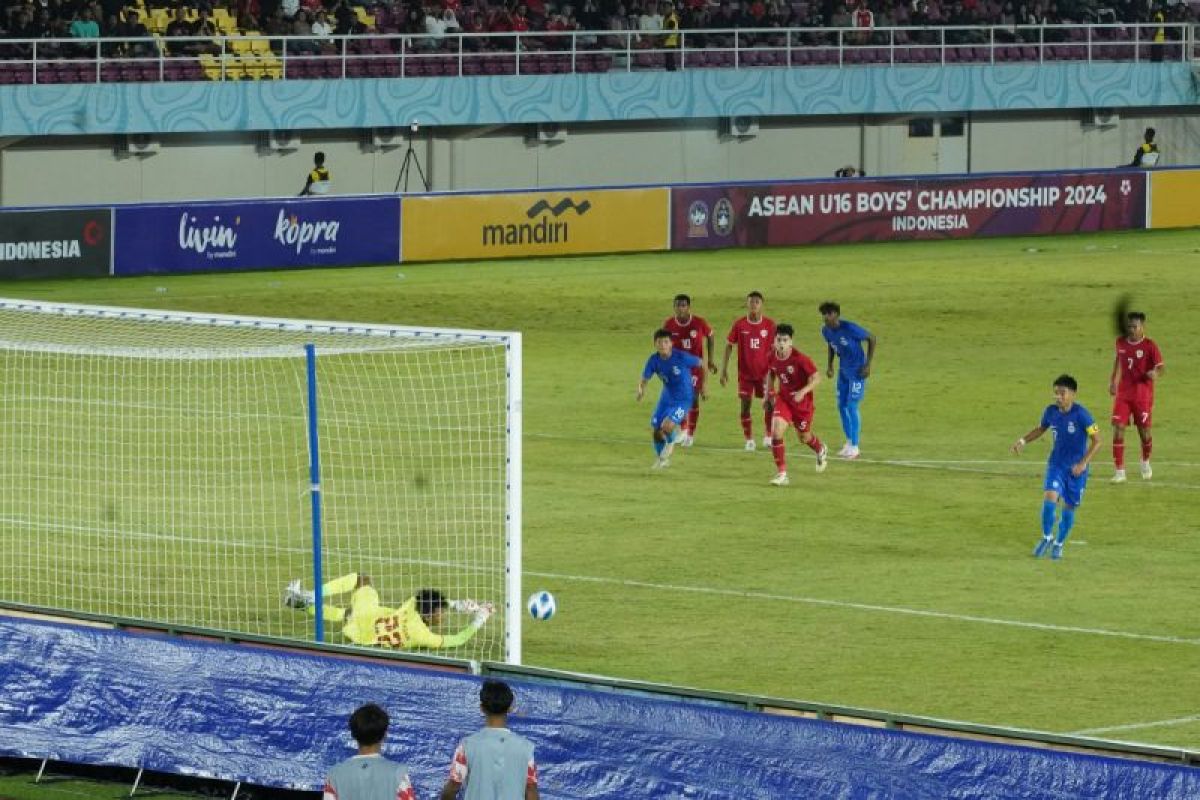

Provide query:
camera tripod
left=394, top=128, right=429, bottom=193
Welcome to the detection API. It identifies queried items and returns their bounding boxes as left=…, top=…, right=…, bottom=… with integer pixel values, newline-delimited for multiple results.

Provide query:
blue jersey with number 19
left=1040, top=403, right=1098, bottom=469
left=643, top=350, right=702, bottom=403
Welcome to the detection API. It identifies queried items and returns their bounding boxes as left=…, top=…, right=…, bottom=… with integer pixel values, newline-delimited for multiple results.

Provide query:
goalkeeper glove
left=471, top=606, right=494, bottom=628
left=450, top=599, right=481, bottom=614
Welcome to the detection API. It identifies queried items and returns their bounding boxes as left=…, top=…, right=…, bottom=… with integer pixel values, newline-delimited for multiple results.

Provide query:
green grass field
left=4, top=228, right=1200, bottom=756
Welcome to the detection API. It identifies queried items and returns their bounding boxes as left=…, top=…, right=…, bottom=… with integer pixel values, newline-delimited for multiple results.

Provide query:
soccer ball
left=527, top=591, right=556, bottom=621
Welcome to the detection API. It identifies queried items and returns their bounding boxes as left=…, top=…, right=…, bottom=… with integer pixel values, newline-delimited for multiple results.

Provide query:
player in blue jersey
left=1011, top=374, right=1102, bottom=561
left=819, top=301, right=877, bottom=459
left=637, top=328, right=703, bottom=469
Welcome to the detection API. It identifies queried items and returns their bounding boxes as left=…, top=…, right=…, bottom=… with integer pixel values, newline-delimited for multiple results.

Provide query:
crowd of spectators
left=0, top=0, right=1193, bottom=58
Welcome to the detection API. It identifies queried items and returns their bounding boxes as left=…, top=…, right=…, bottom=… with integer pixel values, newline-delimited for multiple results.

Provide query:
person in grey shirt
left=439, top=680, right=539, bottom=800
left=324, top=704, right=416, bottom=800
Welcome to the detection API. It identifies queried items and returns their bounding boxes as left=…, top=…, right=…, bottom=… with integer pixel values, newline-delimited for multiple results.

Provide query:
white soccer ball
left=527, top=591, right=556, bottom=621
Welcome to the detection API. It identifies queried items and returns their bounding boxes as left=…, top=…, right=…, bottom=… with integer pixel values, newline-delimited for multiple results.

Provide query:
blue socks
left=653, top=435, right=665, bottom=456
left=1056, top=507, right=1076, bottom=545
left=846, top=400, right=861, bottom=447
left=1041, top=500, right=1057, bottom=536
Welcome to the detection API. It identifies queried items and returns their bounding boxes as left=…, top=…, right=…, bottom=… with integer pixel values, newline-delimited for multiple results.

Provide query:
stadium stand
left=0, top=0, right=1193, bottom=83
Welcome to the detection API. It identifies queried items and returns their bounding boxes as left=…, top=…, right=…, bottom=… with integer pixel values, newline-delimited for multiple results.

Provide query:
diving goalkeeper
left=285, top=573, right=494, bottom=649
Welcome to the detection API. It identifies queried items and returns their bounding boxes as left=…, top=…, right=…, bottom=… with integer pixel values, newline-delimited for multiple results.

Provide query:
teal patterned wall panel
left=0, top=63, right=1192, bottom=137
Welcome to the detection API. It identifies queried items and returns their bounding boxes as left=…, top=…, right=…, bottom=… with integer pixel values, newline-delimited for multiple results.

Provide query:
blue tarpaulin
left=2, top=617, right=1198, bottom=798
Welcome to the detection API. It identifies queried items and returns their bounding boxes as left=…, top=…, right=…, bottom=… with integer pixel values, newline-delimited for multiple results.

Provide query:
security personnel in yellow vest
left=662, top=2, right=680, bottom=72
left=300, top=151, right=332, bottom=196
left=1130, top=127, right=1160, bottom=168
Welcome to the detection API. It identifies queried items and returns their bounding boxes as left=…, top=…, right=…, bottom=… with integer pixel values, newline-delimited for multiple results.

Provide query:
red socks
left=686, top=407, right=699, bottom=436
left=806, top=435, right=824, bottom=454
left=1113, top=440, right=1125, bottom=469
left=1142, top=438, right=1153, bottom=462
left=740, top=413, right=752, bottom=440
left=771, top=439, right=786, bottom=471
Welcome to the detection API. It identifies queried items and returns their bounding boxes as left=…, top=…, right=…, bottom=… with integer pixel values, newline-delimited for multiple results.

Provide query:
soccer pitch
left=7, top=228, right=1200, bottom=751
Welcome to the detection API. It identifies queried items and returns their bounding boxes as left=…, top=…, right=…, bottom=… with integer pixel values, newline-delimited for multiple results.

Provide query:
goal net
left=0, top=298, right=522, bottom=664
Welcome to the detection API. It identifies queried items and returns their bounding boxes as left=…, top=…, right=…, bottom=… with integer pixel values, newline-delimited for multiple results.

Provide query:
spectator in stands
left=311, top=8, right=336, bottom=50
left=192, top=8, right=221, bottom=54
left=638, top=0, right=662, bottom=40
left=163, top=7, right=194, bottom=55
left=290, top=9, right=321, bottom=53
left=324, top=704, right=416, bottom=800
left=69, top=6, right=99, bottom=39
left=281, top=0, right=299, bottom=19
left=1129, top=127, right=1160, bottom=167
left=114, top=8, right=153, bottom=56
left=707, top=0, right=737, bottom=47
left=439, top=680, right=540, bottom=800
left=852, top=0, right=873, bottom=42
left=662, top=0, right=679, bottom=68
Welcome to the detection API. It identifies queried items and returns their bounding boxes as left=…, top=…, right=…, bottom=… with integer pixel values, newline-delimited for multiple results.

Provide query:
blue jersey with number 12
left=643, top=350, right=702, bottom=403
left=1040, top=403, right=1098, bottom=469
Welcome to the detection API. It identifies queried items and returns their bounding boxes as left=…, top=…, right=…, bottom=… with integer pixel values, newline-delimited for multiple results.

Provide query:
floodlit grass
left=4, top=228, right=1200, bottom=753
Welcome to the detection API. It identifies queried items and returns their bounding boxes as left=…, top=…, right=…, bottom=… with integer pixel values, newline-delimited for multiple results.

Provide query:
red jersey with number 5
left=1115, top=336, right=1163, bottom=402
left=726, top=316, right=776, bottom=382
left=664, top=315, right=712, bottom=360
left=768, top=348, right=818, bottom=413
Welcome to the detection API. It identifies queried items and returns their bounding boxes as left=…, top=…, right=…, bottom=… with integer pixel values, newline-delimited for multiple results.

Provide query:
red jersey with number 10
left=726, top=316, right=776, bottom=382
left=664, top=315, right=712, bottom=361
left=768, top=347, right=818, bottom=413
left=1115, top=336, right=1163, bottom=401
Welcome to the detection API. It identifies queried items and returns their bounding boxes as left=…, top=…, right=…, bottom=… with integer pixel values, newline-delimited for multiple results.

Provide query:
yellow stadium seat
left=221, top=54, right=245, bottom=79
left=230, top=37, right=251, bottom=53
left=184, top=8, right=199, bottom=23
left=250, top=37, right=271, bottom=53
left=198, top=53, right=221, bottom=80
left=242, top=53, right=265, bottom=79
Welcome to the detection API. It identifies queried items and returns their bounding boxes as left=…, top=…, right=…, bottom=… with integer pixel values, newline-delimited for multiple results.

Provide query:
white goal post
left=0, top=298, right=522, bottom=665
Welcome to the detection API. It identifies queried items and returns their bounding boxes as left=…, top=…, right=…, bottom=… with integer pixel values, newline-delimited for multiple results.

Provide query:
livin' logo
left=525, top=198, right=592, bottom=218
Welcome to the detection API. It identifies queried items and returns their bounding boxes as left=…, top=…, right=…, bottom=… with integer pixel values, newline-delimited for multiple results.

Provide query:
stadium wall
left=3, top=110, right=1199, bottom=206
left=0, top=63, right=1193, bottom=138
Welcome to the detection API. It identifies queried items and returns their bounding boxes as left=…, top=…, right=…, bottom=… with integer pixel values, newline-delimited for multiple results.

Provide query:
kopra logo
left=482, top=197, right=591, bottom=247
left=274, top=209, right=339, bottom=254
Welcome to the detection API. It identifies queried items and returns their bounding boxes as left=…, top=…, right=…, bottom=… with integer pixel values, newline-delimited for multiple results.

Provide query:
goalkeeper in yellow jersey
left=284, top=573, right=494, bottom=649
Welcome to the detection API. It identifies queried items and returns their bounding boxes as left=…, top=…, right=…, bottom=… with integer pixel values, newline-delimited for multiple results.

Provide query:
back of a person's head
left=314, top=151, right=326, bottom=165
left=1145, top=127, right=1156, bottom=142
left=416, top=588, right=447, bottom=617
left=349, top=703, right=389, bottom=747
left=480, top=679, right=515, bottom=715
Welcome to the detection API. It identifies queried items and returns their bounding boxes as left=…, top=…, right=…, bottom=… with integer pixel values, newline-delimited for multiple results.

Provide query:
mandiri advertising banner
left=401, top=188, right=669, bottom=261
left=114, top=196, right=400, bottom=275
left=0, top=208, right=112, bottom=279
left=672, top=172, right=1147, bottom=250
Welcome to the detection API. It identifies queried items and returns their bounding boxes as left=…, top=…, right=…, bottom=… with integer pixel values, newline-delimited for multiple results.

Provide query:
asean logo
left=1136, top=349, right=1143, bottom=358
left=1067, top=422, right=1076, bottom=434
left=687, top=201, right=710, bottom=238
left=760, top=329, right=768, bottom=337
left=786, top=366, right=794, bottom=374
left=689, top=330, right=698, bottom=338
left=712, top=198, right=734, bottom=236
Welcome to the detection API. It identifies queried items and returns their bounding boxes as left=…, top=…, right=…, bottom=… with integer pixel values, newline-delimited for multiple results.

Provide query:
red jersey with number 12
left=663, top=315, right=712, bottom=361
left=768, top=347, right=818, bottom=413
left=1115, top=336, right=1163, bottom=402
left=726, top=316, right=776, bottom=382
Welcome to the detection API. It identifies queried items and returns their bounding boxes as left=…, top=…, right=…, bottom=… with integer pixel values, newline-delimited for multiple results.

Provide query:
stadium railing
left=0, top=22, right=1192, bottom=84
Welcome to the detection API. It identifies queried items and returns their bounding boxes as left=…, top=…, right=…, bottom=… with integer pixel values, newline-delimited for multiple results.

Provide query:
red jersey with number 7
left=726, top=316, right=776, bottom=382
left=1115, top=336, right=1163, bottom=402
left=663, top=315, right=712, bottom=360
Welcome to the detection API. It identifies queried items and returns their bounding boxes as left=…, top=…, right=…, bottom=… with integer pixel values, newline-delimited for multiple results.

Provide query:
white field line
left=526, top=432, right=1200, bottom=487
left=524, top=568, right=1200, bottom=647
left=1070, top=716, right=1200, bottom=736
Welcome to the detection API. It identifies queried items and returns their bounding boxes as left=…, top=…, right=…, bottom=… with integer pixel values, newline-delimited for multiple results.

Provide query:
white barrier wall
left=0, top=110, right=1196, bottom=206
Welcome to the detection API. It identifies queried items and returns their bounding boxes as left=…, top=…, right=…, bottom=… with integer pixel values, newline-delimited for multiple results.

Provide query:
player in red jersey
left=720, top=291, right=776, bottom=451
left=765, top=323, right=828, bottom=485
left=663, top=294, right=717, bottom=446
left=1109, top=311, right=1164, bottom=482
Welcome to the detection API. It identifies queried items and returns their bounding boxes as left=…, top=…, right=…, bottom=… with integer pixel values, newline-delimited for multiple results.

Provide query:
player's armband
left=1086, top=424, right=1100, bottom=435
